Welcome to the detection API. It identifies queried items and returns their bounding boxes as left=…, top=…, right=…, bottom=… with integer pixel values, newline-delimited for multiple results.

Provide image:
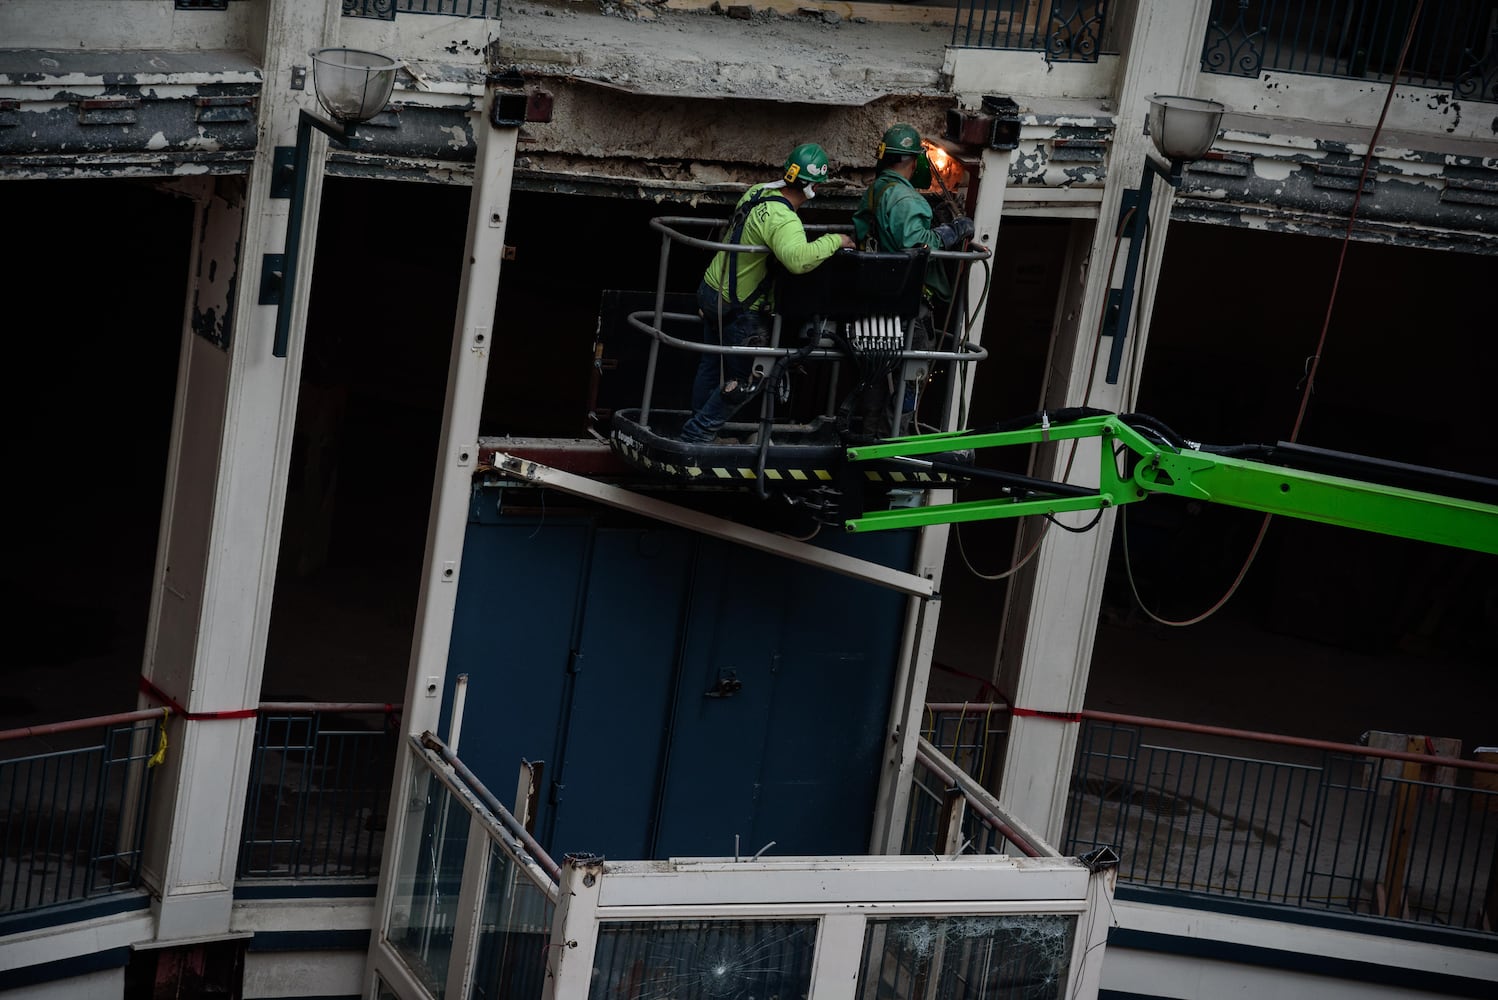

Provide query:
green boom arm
left=844, top=414, right=1498, bottom=556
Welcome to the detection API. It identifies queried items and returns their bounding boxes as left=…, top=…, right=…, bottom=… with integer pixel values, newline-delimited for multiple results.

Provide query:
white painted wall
left=0, top=910, right=154, bottom=990
left=947, top=50, right=1122, bottom=103
left=243, top=949, right=367, bottom=999
left=1104, top=896, right=1498, bottom=999
left=0, top=968, right=123, bottom=1000
left=230, top=895, right=377, bottom=937
left=0, top=0, right=261, bottom=51
left=1200, top=71, right=1496, bottom=144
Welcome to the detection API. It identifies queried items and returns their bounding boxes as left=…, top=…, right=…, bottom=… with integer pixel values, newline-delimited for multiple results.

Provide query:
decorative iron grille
left=1201, top=0, right=1498, bottom=99
left=952, top=1, right=1112, bottom=62
left=344, top=0, right=500, bottom=19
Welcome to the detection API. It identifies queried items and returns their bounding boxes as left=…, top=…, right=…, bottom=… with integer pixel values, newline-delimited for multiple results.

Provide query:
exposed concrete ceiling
left=480, top=1, right=966, bottom=199
left=493, top=0, right=956, bottom=106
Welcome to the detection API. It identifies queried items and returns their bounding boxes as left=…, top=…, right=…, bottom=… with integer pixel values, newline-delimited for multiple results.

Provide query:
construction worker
left=679, top=142, right=855, bottom=445
left=853, top=122, right=974, bottom=437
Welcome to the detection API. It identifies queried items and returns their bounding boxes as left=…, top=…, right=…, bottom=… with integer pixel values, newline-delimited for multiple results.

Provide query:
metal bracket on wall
left=259, top=254, right=284, bottom=305
left=1099, top=187, right=1143, bottom=343
left=269, top=146, right=296, bottom=199
left=1114, top=186, right=1143, bottom=237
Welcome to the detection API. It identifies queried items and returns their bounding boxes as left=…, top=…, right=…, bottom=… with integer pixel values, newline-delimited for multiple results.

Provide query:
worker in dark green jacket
left=852, top=122, right=974, bottom=437
left=680, top=143, right=854, bottom=445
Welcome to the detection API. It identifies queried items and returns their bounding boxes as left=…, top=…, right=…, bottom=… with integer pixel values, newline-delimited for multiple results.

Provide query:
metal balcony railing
left=906, top=704, right=1028, bottom=857
left=237, top=705, right=401, bottom=880
left=343, top=0, right=499, bottom=19
left=918, top=702, right=1498, bottom=932
left=1201, top=0, right=1498, bottom=101
left=904, top=735, right=1061, bottom=859
left=1066, top=713, right=1498, bottom=931
left=0, top=714, right=161, bottom=915
left=952, top=1, right=1115, bottom=61
left=1, top=700, right=401, bottom=921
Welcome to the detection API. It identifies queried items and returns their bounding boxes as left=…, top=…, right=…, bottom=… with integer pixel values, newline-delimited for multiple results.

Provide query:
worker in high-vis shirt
left=679, top=142, right=854, bottom=446
left=853, top=122, right=975, bottom=437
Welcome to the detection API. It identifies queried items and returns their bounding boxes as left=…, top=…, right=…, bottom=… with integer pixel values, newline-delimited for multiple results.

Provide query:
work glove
left=933, top=215, right=975, bottom=249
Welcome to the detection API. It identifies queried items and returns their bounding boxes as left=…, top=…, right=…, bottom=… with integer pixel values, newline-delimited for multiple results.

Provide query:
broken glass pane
left=857, top=914, right=1076, bottom=999
left=588, top=918, right=817, bottom=1000
left=471, top=839, right=556, bottom=1000
left=386, top=763, right=471, bottom=999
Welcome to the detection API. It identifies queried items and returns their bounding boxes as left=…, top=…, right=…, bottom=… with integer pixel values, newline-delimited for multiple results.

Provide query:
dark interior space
left=263, top=180, right=837, bottom=702
left=2, top=178, right=190, bottom=742
left=262, top=176, right=468, bottom=703
left=1089, top=222, right=1498, bottom=755
left=9, top=173, right=1493, bottom=769
left=929, top=218, right=1079, bottom=694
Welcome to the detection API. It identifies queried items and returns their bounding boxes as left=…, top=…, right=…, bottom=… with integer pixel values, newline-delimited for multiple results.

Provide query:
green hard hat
left=877, top=123, right=923, bottom=159
left=782, top=142, right=831, bottom=186
left=877, top=123, right=932, bottom=188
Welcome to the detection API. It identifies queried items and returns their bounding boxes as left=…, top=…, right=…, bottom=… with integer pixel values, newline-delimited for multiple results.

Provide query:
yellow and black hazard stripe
left=610, top=436, right=959, bottom=487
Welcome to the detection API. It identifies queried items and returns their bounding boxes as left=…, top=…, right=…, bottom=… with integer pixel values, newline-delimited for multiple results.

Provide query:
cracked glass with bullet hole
left=857, top=913, right=1077, bottom=999
left=587, top=919, right=817, bottom=999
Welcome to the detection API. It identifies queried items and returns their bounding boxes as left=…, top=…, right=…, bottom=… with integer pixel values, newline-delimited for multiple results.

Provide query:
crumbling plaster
left=1200, top=70, right=1498, bottom=145
left=513, top=77, right=951, bottom=189
left=6, top=0, right=1494, bottom=247
left=491, top=0, right=951, bottom=104
left=0, top=0, right=261, bottom=52
left=1172, top=115, right=1498, bottom=253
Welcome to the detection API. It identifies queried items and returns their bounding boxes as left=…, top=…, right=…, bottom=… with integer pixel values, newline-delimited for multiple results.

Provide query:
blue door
left=444, top=498, right=915, bottom=861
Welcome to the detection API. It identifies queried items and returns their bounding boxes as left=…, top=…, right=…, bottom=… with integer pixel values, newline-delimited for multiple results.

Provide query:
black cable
left=751, top=336, right=821, bottom=496
left=1117, top=412, right=1191, bottom=450
left=969, top=406, right=1116, bottom=436
left=1045, top=508, right=1105, bottom=533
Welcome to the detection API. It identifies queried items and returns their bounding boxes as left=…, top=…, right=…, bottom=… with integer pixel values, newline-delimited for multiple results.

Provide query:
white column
left=996, top=0, right=1215, bottom=844
left=870, top=147, right=1012, bottom=853
left=541, top=859, right=604, bottom=1000
left=138, top=0, right=345, bottom=941
left=396, top=108, right=518, bottom=740
left=363, top=91, right=519, bottom=994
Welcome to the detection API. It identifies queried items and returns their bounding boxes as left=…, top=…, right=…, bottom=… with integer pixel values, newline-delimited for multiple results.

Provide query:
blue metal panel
left=440, top=516, right=591, bottom=821
left=549, top=528, right=691, bottom=860
left=652, top=537, right=782, bottom=858
left=654, top=530, right=915, bottom=859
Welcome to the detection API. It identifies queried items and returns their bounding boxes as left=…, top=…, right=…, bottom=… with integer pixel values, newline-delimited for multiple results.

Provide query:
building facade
left=2, top=0, right=1495, bottom=997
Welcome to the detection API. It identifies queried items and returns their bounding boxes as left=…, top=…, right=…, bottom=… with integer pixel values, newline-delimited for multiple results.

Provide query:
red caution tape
left=1010, top=706, right=1083, bottom=723
left=139, top=676, right=259, bottom=721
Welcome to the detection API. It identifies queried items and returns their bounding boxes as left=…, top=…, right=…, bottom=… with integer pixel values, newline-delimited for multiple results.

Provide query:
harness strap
left=725, top=192, right=793, bottom=310
left=862, top=177, right=904, bottom=252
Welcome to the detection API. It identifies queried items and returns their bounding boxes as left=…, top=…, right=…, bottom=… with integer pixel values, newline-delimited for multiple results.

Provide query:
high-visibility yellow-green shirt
left=704, top=183, right=843, bottom=309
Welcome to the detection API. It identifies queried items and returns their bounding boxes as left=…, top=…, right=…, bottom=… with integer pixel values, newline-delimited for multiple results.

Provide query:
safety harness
left=858, top=176, right=906, bottom=254
left=700, top=189, right=797, bottom=411
left=722, top=190, right=792, bottom=310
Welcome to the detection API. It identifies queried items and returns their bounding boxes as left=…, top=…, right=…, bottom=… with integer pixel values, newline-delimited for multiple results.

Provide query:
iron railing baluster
left=950, top=0, right=1111, bottom=60
left=1201, top=0, right=1485, bottom=97
left=1055, top=719, right=1495, bottom=931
